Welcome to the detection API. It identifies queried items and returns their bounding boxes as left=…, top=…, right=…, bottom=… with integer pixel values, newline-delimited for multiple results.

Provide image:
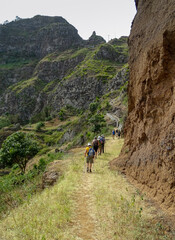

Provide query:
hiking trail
left=0, top=137, right=174, bottom=240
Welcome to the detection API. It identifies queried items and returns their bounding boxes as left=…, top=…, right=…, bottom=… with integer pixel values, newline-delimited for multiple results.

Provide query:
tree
left=89, top=102, right=98, bottom=113
left=0, top=132, right=39, bottom=173
left=89, top=114, right=106, bottom=133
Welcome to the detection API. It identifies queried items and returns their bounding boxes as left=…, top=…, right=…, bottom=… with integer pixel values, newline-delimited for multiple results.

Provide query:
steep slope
left=0, top=15, right=128, bottom=123
left=111, top=0, right=175, bottom=212
left=0, top=15, right=83, bottom=59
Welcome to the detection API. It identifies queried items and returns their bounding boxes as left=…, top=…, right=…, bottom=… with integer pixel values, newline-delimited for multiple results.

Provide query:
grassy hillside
left=0, top=35, right=129, bottom=230
left=0, top=36, right=128, bottom=123
left=0, top=138, right=173, bottom=239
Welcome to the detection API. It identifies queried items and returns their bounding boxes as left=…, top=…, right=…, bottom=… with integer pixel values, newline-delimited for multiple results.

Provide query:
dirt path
left=72, top=173, right=97, bottom=240
left=0, top=138, right=174, bottom=240
left=69, top=138, right=175, bottom=240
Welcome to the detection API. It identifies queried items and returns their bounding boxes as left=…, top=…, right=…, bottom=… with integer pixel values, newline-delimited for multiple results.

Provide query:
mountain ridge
left=0, top=15, right=128, bottom=123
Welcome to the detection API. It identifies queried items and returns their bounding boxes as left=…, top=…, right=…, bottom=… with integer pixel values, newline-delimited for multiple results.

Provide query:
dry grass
left=0, top=137, right=173, bottom=240
left=90, top=137, right=172, bottom=240
left=0, top=151, right=83, bottom=240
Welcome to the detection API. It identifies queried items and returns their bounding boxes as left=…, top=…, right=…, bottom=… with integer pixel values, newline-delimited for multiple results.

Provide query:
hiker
left=115, top=128, right=119, bottom=138
left=117, top=129, right=121, bottom=139
left=92, top=136, right=98, bottom=158
left=84, top=143, right=95, bottom=173
left=100, top=135, right=105, bottom=153
left=97, top=136, right=102, bottom=155
left=112, top=129, right=115, bottom=139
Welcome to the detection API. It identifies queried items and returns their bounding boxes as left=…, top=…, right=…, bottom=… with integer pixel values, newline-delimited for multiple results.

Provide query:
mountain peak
left=87, top=31, right=106, bottom=46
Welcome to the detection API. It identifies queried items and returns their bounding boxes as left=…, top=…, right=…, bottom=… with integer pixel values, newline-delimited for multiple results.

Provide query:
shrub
left=38, top=158, right=47, bottom=172
left=58, top=109, right=66, bottom=121
left=0, top=116, right=11, bottom=129
left=89, top=102, right=99, bottom=113
left=0, top=132, right=39, bottom=173
left=35, top=122, right=45, bottom=131
left=89, top=114, right=106, bottom=133
left=45, top=116, right=52, bottom=121
left=30, top=112, right=45, bottom=123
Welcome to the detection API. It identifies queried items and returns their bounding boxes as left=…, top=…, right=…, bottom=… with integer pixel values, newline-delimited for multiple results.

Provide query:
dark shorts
left=93, top=146, right=98, bottom=152
left=86, top=156, right=94, bottom=163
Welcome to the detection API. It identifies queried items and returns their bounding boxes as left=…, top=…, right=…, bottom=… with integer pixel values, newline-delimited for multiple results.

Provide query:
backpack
left=100, top=137, right=104, bottom=144
left=88, top=148, right=95, bottom=156
left=93, top=139, right=98, bottom=147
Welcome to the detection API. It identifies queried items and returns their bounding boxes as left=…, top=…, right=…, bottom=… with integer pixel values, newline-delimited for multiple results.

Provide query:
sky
left=0, top=0, right=136, bottom=41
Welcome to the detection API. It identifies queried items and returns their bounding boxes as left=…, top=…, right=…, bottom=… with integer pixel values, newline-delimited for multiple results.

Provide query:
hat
left=88, top=143, right=91, bottom=146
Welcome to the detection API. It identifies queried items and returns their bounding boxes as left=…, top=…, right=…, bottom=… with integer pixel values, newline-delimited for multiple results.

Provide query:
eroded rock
left=42, top=160, right=62, bottom=189
left=111, top=0, right=175, bottom=211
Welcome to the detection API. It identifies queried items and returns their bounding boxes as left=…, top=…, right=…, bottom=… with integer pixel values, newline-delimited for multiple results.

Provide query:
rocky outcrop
left=111, top=0, right=175, bottom=211
left=0, top=62, right=37, bottom=95
left=0, top=15, right=83, bottom=59
left=94, top=44, right=128, bottom=63
left=0, top=16, right=128, bottom=122
left=42, top=160, right=61, bottom=188
left=86, top=31, right=106, bottom=46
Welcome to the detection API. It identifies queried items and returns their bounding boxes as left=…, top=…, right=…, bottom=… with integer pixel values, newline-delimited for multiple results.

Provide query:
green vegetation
left=0, top=132, right=39, bottom=173
left=42, top=47, right=89, bottom=63
left=35, top=121, right=45, bottom=131
left=9, top=77, right=45, bottom=94
left=0, top=151, right=81, bottom=239
left=0, top=54, right=38, bottom=70
left=89, top=101, right=99, bottom=112
left=58, top=108, right=66, bottom=121
left=0, top=148, right=66, bottom=219
left=91, top=138, right=171, bottom=240
left=41, top=40, right=128, bottom=86
left=30, top=106, right=52, bottom=123
left=89, top=114, right=106, bottom=133
left=0, top=138, right=173, bottom=239
left=0, top=116, right=11, bottom=129
left=0, top=113, right=21, bottom=129
left=44, top=131, right=64, bottom=146
left=0, top=36, right=130, bottom=233
left=0, top=162, right=43, bottom=218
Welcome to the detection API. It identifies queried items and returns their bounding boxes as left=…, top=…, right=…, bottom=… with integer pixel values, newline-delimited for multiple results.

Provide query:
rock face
left=0, top=15, right=83, bottom=59
left=42, top=160, right=61, bottom=188
left=111, top=0, right=175, bottom=211
left=86, top=31, right=106, bottom=46
left=0, top=16, right=128, bottom=122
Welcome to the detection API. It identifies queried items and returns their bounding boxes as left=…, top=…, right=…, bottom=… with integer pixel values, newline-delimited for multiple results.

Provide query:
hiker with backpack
left=115, top=128, right=119, bottom=138
left=84, top=143, right=95, bottom=173
left=92, top=136, right=98, bottom=158
left=101, top=135, right=105, bottom=153
left=117, top=129, right=121, bottom=139
left=97, top=136, right=102, bottom=155
left=112, top=129, right=115, bottom=139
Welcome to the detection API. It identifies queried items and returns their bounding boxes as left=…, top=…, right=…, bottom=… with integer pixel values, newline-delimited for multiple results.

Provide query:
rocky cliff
left=0, top=16, right=128, bottom=123
left=0, top=15, right=83, bottom=59
left=111, top=0, right=175, bottom=212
